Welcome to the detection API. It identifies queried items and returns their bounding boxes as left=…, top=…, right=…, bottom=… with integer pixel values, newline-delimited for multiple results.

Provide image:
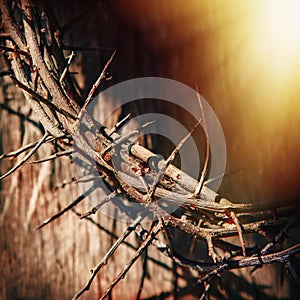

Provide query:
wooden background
left=1, top=0, right=300, bottom=299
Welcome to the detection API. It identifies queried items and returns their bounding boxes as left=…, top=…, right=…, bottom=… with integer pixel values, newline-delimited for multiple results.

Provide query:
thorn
left=0, top=132, right=49, bottom=181
left=34, top=185, right=96, bottom=230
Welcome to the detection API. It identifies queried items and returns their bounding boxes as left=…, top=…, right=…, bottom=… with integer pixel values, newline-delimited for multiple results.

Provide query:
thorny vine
left=0, top=1, right=299, bottom=299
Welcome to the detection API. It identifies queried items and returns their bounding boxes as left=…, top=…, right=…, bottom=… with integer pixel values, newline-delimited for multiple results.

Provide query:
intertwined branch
left=1, top=1, right=299, bottom=299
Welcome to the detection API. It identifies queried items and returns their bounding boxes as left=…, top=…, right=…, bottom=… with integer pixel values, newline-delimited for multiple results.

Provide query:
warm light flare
left=260, top=0, right=300, bottom=65
left=265, top=0, right=300, bottom=41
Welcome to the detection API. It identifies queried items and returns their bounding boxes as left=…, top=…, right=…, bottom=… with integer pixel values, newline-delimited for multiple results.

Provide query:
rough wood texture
left=1, top=1, right=300, bottom=300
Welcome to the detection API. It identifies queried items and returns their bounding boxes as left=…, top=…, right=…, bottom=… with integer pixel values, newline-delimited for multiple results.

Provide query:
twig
left=73, top=208, right=176, bottom=275
left=0, top=132, right=49, bottom=180
left=101, top=120, right=155, bottom=156
left=30, top=149, right=74, bottom=164
left=35, top=184, right=97, bottom=230
left=230, top=211, right=246, bottom=256
left=108, top=198, right=214, bottom=276
left=0, top=0, right=27, bottom=50
left=79, top=191, right=117, bottom=218
left=52, top=174, right=102, bottom=190
left=72, top=213, right=147, bottom=300
left=22, top=0, right=79, bottom=115
left=145, top=121, right=201, bottom=201
left=53, top=177, right=77, bottom=189
left=3, top=46, right=64, bottom=136
left=134, top=219, right=217, bottom=274
left=130, top=142, right=220, bottom=202
left=107, top=113, right=131, bottom=136
left=196, top=243, right=300, bottom=285
left=99, top=221, right=162, bottom=300
left=0, top=136, right=58, bottom=161
left=164, top=213, right=274, bottom=240
left=194, top=83, right=209, bottom=196
left=250, top=213, right=299, bottom=274
left=261, top=213, right=298, bottom=255
left=113, top=167, right=298, bottom=243
left=206, top=234, right=220, bottom=263
left=0, top=45, right=30, bottom=57
left=59, top=51, right=75, bottom=83
left=0, top=33, right=11, bottom=38
left=9, top=75, right=77, bottom=120
left=199, top=282, right=211, bottom=300
left=39, top=3, right=83, bottom=106
left=75, top=51, right=116, bottom=124
left=72, top=207, right=139, bottom=250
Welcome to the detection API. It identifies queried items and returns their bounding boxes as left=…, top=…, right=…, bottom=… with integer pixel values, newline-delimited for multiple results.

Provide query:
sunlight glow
left=260, top=0, right=300, bottom=64
left=267, top=0, right=300, bottom=39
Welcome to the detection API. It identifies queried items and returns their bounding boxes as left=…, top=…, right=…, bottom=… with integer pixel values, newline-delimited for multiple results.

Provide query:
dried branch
left=59, top=51, right=75, bottom=83
left=106, top=113, right=131, bottom=136
left=35, top=184, right=97, bottom=230
left=79, top=191, right=118, bottom=218
left=129, top=143, right=221, bottom=202
left=0, top=0, right=27, bottom=50
left=194, top=82, right=210, bottom=196
left=145, top=121, right=200, bottom=201
left=196, top=243, right=300, bottom=285
left=75, top=50, right=116, bottom=127
left=9, top=74, right=84, bottom=121
left=0, top=135, right=63, bottom=160
left=30, top=149, right=74, bottom=164
left=260, top=213, right=299, bottom=255
left=199, top=282, right=211, bottom=300
left=0, top=132, right=49, bottom=181
left=101, top=120, right=155, bottom=156
left=206, top=234, right=220, bottom=263
left=22, top=0, right=80, bottom=116
left=230, top=211, right=246, bottom=256
left=72, top=213, right=147, bottom=300
left=99, top=221, right=162, bottom=300
left=72, top=208, right=176, bottom=275
left=250, top=213, right=299, bottom=274
left=0, top=45, right=30, bottom=57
